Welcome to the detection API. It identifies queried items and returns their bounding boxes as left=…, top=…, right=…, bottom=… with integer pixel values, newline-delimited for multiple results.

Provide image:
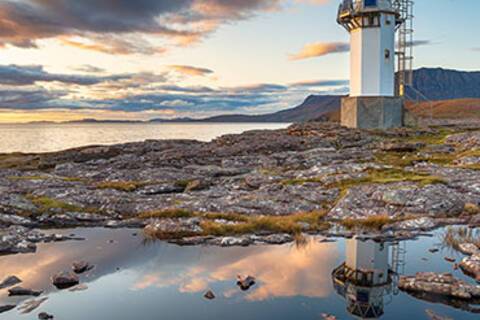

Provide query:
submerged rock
left=399, top=272, right=480, bottom=300
left=18, top=297, right=48, bottom=314
left=204, top=290, right=215, bottom=300
left=237, top=275, right=256, bottom=291
left=0, top=275, right=22, bottom=289
left=0, top=305, right=16, bottom=314
left=8, top=286, right=42, bottom=297
left=52, top=271, right=79, bottom=289
left=425, top=309, right=452, bottom=320
left=72, top=261, right=94, bottom=274
left=38, top=312, right=54, bottom=320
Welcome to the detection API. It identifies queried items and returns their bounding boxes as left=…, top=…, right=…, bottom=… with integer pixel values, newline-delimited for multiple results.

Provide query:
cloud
left=0, top=65, right=129, bottom=86
left=290, top=42, right=349, bottom=60
left=473, top=47, right=480, bottom=52
left=290, top=79, right=349, bottom=87
left=0, top=0, right=286, bottom=54
left=168, top=65, right=214, bottom=77
left=72, top=65, right=106, bottom=74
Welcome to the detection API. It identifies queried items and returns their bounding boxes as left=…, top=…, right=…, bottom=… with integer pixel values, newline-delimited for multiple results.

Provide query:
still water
left=0, top=123, right=290, bottom=153
left=0, top=228, right=478, bottom=320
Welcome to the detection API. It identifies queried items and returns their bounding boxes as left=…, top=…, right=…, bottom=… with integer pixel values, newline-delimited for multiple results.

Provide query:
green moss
left=30, top=196, right=82, bottom=213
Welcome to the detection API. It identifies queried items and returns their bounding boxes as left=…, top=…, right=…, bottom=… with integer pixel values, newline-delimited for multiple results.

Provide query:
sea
left=0, top=123, right=290, bottom=153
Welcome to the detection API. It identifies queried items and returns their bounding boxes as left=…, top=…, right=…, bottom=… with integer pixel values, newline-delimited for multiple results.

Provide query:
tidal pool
left=0, top=227, right=479, bottom=320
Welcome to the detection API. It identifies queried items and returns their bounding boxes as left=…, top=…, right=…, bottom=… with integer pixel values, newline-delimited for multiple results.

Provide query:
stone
left=220, top=236, right=253, bottom=247
left=144, top=218, right=203, bottom=239
left=460, top=253, right=480, bottom=282
left=425, top=309, right=452, bottom=320
left=18, top=297, right=48, bottom=314
left=321, top=314, right=337, bottom=320
left=68, top=284, right=89, bottom=292
left=72, top=261, right=94, bottom=274
left=52, top=271, right=79, bottom=289
left=237, top=275, right=256, bottom=291
left=38, top=312, right=54, bottom=320
left=0, top=305, right=16, bottom=314
left=458, top=243, right=479, bottom=256
left=204, top=290, right=215, bottom=300
left=399, top=272, right=480, bottom=300
left=0, top=275, right=22, bottom=289
left=8, top=286, right=42, bottom=296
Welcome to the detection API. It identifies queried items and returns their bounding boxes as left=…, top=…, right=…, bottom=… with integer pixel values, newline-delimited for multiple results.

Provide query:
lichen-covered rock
left=390, top=217, right=437, bottom=231
left=144, top=218, right=203, bottom=239
left=399, top=272, right=480, bottom=299
left=460, top=253, right=480, bottom=282
left=458, top=243, right=479, bottom=256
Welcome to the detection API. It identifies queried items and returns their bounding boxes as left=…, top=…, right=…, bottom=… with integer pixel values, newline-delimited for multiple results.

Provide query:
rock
left=393, top=217, right=437, bottom=231
left=321, top=314, right=337, bottom=320
left=259, top=234, right=293, bottom=245
left=444, top=257, right=456, bottom=263
left=380, top=142, right=424, bottom=152
left=237, top=275, right=256, bottom=291
left=0, top=305, right=16, bottom=314
left=425, top=309, right=453, bottom=320
left=68, top=284, right=88, bottom=292
left=72, top=261, right=94, bottom=274
left=38, top=312, right=54, bottom=320
left=18, top=297, right=48, bottom=314
left=8, top=286, right=42, bottom=296
left=220, top=236, right=253, bottom=247
left=429, top=248, right=439, bottom=253
left=460, top=253, right=480, bottom=282
left=0, top=275, right=22, bottom=289
left=144, top=218, right=203, bottom=239
left=185, top=179, right=209, bottom=192
left=52, top=271, right=79, bottom=289
left=204, top=290, right=215, bottom=300
left=399, top=272, right=480, bottom=300
left=458, top=243, right=479, bottom=256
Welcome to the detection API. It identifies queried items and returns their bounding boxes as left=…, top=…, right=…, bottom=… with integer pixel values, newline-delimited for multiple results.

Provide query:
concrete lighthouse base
left=341, top=96, right=404, bottom=129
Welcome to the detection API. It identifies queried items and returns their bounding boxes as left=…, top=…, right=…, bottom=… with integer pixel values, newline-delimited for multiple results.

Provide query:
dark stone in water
left=0, top=305, right=16, bottom=314
left=236, top=275, right=256, bottom=291
left=0, top=275, right=22, bottom=289
left=204, top=290, right=215, bottom=300
left=38, top=312, right=54, bottom=319
left=52, top=271, right=79, bottom=289
left=8, top=286, right=42, bottom=296
left=72, top=261, right=93, bottom=274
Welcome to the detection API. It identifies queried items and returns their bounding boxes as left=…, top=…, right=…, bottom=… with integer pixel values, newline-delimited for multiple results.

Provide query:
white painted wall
left=349, top=12, right=396, bottom=97
left=346, top=238, right=389, bottom=285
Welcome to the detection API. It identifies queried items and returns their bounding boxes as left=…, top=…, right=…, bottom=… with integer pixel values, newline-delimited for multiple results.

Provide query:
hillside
left=406, top=98, right=480, bottom=119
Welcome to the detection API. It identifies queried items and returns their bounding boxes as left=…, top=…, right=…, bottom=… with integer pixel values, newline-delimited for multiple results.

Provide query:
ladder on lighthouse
left=394, top=0, right=414, bottom=97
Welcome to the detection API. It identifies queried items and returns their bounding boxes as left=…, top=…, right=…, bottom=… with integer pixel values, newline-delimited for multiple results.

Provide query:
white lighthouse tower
left=337, top=0, right=407, bottom=129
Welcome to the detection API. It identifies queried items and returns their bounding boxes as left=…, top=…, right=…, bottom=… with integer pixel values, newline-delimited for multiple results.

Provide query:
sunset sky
left=0, top=0, right=478, bottom=122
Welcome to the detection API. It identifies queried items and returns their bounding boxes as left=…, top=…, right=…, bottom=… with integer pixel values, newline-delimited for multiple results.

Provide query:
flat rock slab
left=0, top=275, right=22, bottom=289
left=8, top=286, right=42, bottom=297
left=460, top=253, right=480, bottom=282
left=399, top=272, right=480, bottom=300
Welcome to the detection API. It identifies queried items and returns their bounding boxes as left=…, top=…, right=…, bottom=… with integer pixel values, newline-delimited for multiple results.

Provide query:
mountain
left=407, top=68, right=480, bottom=100
left=150, top=95, right=342, bottom=123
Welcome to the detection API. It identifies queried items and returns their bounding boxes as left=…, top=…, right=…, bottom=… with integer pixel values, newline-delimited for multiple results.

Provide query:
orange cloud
left=290, top=42, right=349, bottom=60
left=169, top=65, right=214, bottom=77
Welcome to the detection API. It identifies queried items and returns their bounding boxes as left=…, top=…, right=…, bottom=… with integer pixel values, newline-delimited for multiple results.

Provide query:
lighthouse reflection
left=332, top=237, right=402, bottom=319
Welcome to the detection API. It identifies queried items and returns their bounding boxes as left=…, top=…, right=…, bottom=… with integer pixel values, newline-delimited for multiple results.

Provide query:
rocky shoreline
left=1, top=122, right=480, bottom=253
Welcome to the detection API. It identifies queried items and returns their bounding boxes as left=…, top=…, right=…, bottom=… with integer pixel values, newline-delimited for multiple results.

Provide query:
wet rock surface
left=51, top=272, right=80, bottom=289
left=399, top=272, right=480, bottom=299
left=0, top=275, right=22, bottom=289
left=460, top=253, right=480, bottom=282
left=0, top=123, right=480, bottom=247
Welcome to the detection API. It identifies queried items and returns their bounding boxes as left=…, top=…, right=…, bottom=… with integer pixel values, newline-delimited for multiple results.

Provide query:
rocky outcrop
left=399, top=272, right=480, bottom=299
left=460, top=253, right=480, bottom=282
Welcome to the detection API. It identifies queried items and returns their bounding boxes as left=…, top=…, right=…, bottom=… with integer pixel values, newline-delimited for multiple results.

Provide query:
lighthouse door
left=364, top=0, right=377, bottom=7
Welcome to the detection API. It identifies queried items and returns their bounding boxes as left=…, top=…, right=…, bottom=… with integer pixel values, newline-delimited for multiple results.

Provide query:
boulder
left=72, top=261, right=94, bottom=274
left=460, top=253, right=480, bottom=282
left=204, top=290, right=215, bottom=300
left=237, top=275, right=256, bottom=291
left=399, top=272, right=480, bottom=300
left=52, top=271, right=79, bottom=289
left=38, top=312, right=54, bottom=320
left=0, top=275, right=22, bottom=289
left=144, top=218, right=203, bottom=239
left=0, top=305, right=16, bottom=314
left=458, top=243, right=479, bottom=256
left=8, top=286, right=42, bottom=297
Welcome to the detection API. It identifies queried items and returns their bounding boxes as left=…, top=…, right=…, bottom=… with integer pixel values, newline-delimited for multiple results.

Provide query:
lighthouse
left=337, top=0, right=405, bottom=129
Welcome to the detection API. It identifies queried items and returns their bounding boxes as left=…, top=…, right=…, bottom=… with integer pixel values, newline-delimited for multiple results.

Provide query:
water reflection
left=332, top=237, right=400, bottom=319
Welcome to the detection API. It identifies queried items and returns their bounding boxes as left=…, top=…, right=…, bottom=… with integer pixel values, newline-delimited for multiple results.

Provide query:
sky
left=0, top=0, right=478, bottom=123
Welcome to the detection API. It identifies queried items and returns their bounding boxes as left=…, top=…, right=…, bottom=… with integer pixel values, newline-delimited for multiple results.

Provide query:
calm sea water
left=0, top=123, right=290, bottom=154
left=0, top=227, right=478, bottom=320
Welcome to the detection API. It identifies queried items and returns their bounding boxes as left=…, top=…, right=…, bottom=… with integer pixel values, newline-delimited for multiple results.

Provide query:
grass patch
left=340, top=215, right=396, bottom=231
left=8, top=175, right=48, bottom=181
left=29, top=196, right=82, bottom=214
left=330, top=168, right=445, bottom=190
left=200, top=211, right=329, bottom=237
left=464, top=203, right=480, bottom=215
left=138, top=208, right=194, bottom=219
left=442, top=227, right=480, bottom=250
left=96, top=180, right=148, bottom=192
left=282, top=177, right=323, bottom=186
left=203, top=212, right=250, bottom=222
